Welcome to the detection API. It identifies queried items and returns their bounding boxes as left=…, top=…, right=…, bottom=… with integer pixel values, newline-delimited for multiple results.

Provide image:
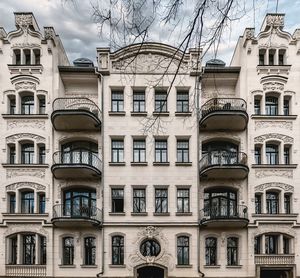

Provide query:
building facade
left=0, top=11, right=299, bottom=278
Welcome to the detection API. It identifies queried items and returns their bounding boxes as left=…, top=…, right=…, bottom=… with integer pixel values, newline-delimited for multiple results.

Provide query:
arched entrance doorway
left=136, top=265, right=165, bottom=278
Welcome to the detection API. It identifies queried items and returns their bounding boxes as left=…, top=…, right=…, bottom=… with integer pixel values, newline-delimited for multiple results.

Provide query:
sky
left=0, top=0, right=299, bottom=65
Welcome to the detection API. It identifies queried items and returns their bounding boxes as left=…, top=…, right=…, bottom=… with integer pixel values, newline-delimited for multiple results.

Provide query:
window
left=9, top=96, right=16, bottom=114
left=39, top=96, right=46, bottom=114
left=133, top=91, right=145, bottom=112
left=133, top=189, right=146, bottom=213
left=265, top=235, right=278, bottom=254
left=254, top=98, right=261, bottom=115
left=155, top=139, right=168, bottom=163
left=266, top=144, right=278, bottom=165
left=13, top=49, right=21, bottom=65
left=254, top=236, right=261, bottom=254
left=266, top=192, right=279, bottom=214
left=21, top=95, right=34, bottom=114
left=23, top=234, right=35, bottom=264
left=205, top=237, right=217, bottom=266
left=40, top=236, right=47, bottom=265
left=140, top=239, right=161, bottom=257
left=111, top=189, right=124, bottom=213
left=265, top=96, right=278, bottom=116
left=39, top=193, right=46, bottom=214
left=259, top=49, right=265, bottom=65
left=255, top=194, right=262, bottom=214
left=24, top=49, right=31, bottom=65
left=227, top=237, right=238, bottom=266
left=283, top=236, right=290, bottom=254
left=111, top=140, right=124, bottom=163
left=155, top=189, right=168, bottom=213
left=112, top=236, right=124, bottom=265
left=284, top=98, right=290, bottom=115
left=9, top=145, right=16, bottom=164
left=63, top=237, right=74, bottom=265
left=84, top=237, right=96, bottom=265
left=255, top=146, right=261, bottom=164
left=177, top=189, right=190, bottom=213
left=111, top=91, right=124, bottom=112
left=21, top=143, right=34, bottom=164
left=284, top=146, right=290, bottom=165
left=155, top=91, right=167, bottom=112
left=279, top=49, right=286, bottom=65
left=33, top=49, right=41, bottom=64
left=177, top=91, right=189, bottom=112
left=284, top=194, right=291, bottom=214
left=177, top=140, right=189, bottom=163
left=39, top=145, right=46, bottom=164
left=9, top=193, right=16, bottom=213
left=177, top=236, right=189, bottom=265
left=133, top=139, right=146, bottom=162
left=10, top=236, right=18, bottom=264
left=21, top=191, right=34, bottom=214
left=268, top=49, right=275, bottom=65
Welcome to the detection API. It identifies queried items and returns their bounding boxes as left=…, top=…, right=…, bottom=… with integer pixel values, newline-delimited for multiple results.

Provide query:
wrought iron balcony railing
left=52, top=204, right=102, bottom=225
left=201, top=98, right=247, bottom=118
left=200, top=205, right=248, bottom=222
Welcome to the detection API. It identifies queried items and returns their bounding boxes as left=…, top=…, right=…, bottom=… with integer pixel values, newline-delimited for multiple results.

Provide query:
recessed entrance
left=261, top=269, right=293, bottom=278
left=137, top=265, right=164, bottom=278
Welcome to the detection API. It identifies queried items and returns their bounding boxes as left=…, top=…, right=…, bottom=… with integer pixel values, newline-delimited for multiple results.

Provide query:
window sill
left=131, top=212, right=148, bottom=216
left=109, top=162, right=126, bottom=166
left=109, top=264, right=126, bottom=268
left=8, top=64, right=44, bottom=74
left=176, top=212, right=192, bottom=216
left=152, top=111, right=170, bottom=117
left=80, top=264, right=98, bottom=268
left=2, top=163, right=49, bottom=168
left=131, top=111, right=148, bottom=116
left=2, top=213, right=48, bottom=217
left=108, top=111, right=126, bottom=116
left=153, top=162, right=170, bottom=166
left=2, top=114, right=48, bottom=119
left=252, top=164, right=297, bottom=169
left=252, top=213, right=298, bottom=217
left=153, top=212, right=170, bottom=216
left=226, top=265, right=242, bottom=268
left=203, top=265, right=221, bottom=268
left=176, top=264, right=193, bottom=268
left=59, top=264, right=76, bottom=268
left=175, top=162, right=192, bottom=166
left=175, top=112, right=192, bottom=117
left=109, top=212, right=126, bottom=216
left=131, top=162, right=148, bottom=166
left=251, top=114, right=297, bottom=120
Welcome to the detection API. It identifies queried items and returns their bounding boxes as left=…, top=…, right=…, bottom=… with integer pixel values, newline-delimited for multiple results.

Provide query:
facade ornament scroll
left=254, top=182, right=294, bottom=192
left=3, top=224, right=49, bottom=239
left=15, top=81, right=36, bottom=91
left=255, top=169, right=293, bottom=179
left=6, top=182, right=46, bottom=191
left=262, top=82, right=284, bottom=91
left=127, top=226, right=174, bottom=271
left=254, top=133, right=293, bottom=144
left=6, top=133, right=45, bottom=144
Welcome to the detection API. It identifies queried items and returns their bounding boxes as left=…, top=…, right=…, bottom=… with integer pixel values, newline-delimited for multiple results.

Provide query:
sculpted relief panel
left=255, top=121, right=293, bottom=131
left=7, top=168, right=46, bottom=179
left=255, top=169, right=293, bottom=179
left=254, top=133, right=293, bottom=144
left=254, top=182, right=294, bottom=192
left=7, top=120, right=46, bottom=130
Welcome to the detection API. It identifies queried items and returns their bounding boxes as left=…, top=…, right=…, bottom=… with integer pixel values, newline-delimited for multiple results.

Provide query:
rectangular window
left=255, top=194, right=262, bottom=214
left=111, top=140, right=124, bottom=163
left=10, top=236, right=17, bottom=264
left=9, top=97, right=16, bottom=114
left=283, top=237, right=290, bottom=254
left=24, top=49, right=31, bottom=65
left=265, top=235, right=278, bottom=254
left=63, top=237, right=74, bottom=265
left=265, top=96, right=278, bottom=116
left=133, top=189, right=146, bottom=213
left=133, top=139, right=146, bottom=162
left=254, top=98, right=261, bottom=115
left=279, top=49, right=286, bottom=65
left=177, top=236, right=189, bottom=265
left=205, top=237, right=217, bottom=266
left=254, top=236, right=261, bottom=254
left=9, top=193, right=16, bottom=213
left=177, top=189, right=190, bottom=213
left=21, top=144, right=34, bottom=164
left=266, top=192, right=279, bottom=214
left=284, top=194, right=291, bottom=214
left=13, top=49, right=21, bottom=65
left=112, top=236, right=124, bottom=265
left=155, top=188, right=168, bottom=213
left=23, top=234, right=35, bottom=264
left=284, top=147, right=290, bottom=165
left=177, top=91, right=189, bottom=112
left=227, top=237, right=238, bottom=266
left=155, top=91, right=167, bottom=112
left=177, top=140, right=189, bottom=163
left=284, top=99, right=290, bottom=115
left=155, top=139, right=168, bottom=163
left=33, top=49, right=41, bottom=64
left=84, top=237, right=96, bottom=265
left=133, top=91, right=145, bottom=112
left=259, top=54, right=265, bottom=65
left=255, top=146, right=261, bottom=165
left=39, top=146, right=46, bottom=164
left=40, top=236, right=47, bottom=265
left=9, top=146, right=16, bottom=164
left=268, top=50, right=275, bottom=65
left=111, top=189, right=124, bottom=213
left=21, top=192, right=34, bottom=214
left=39, top=97, right=46, bottom=114
left=266, top=144, right=279, bottom=165
left=111, top=91, right=124, bottom=112
left=39, top=193, right=45, bottom=214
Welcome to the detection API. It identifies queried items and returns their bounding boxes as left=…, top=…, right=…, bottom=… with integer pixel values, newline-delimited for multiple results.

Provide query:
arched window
left=112, top=235, right=124, bottom=265
left=227, top=237, right=238, bottom=266
left=266, top=191, right=279, bottom=214
left=21, top=143, right=34, bottom=164
left=205, top=237, right=217, bottom=266
left=177, top=236, right=189, bottom=265
left=63, top=237, right=74, bottom=265
left=21, top=191, right=34, bottom=213
left=265, top=96, right=278, bottom=116
left=21, top=95, right=34, bottom=115
left=84, top=237, right=96, bottom=265
left=266, top=144, right=279, bottom=165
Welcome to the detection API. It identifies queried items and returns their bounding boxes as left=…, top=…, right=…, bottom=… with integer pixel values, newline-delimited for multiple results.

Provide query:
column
left=30, top=49, right=34, bottom=65
left=15, top=190, right=20, bottom=213
left=20, top=49, right=24, bottom=65
left=261, top=192, right=266, bottom=214
left=17, top=234, right=22, bottom=264
left=280, top=143, right=284, bottom=165
left=16, top=142, right=20, bottom=163
left=261, top=235, right=265, bottom=254
left=279, top=93, right=284, bottom=115
left=279, top=234, right=283, bottom=254
left=280, top=191, right=285, bottom=214
left=34, top=94, right=38, bottom=114
left=34, top=190, right=38, bottom=214
left=35, top=234, right=40, bottom=264
left=274, top=49, right=279, bottom=65
left=34, top=142, right=38, bottom=164
left=16, top=94, right=20, bottom=114
left=261, top=96, right=266, bottom=115
left=261, top=143, right=266, bottom=164
left=265, top=49, right=269, bottom=65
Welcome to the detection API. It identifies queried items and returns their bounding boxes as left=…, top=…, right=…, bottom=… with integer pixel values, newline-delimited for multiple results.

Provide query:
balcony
left=199, top=151, right=249, bottom=179
left=199, top=205, right=249, bottom=228
left=51, top=97, right=101, bottom=131
left=51, top=204, right=102, bottom=228
left=5, top=264, right=46, bottom=277
left=255, top=254, right=295, bottom=265
left=51, top=150, right=102, bottom=179
left=200, top=98, right=248, bottom=131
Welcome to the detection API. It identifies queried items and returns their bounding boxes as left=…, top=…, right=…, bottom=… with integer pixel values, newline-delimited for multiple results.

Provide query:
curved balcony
left=200, top=98, right=248, bottom=131
left=199, top=205, right=249, bottom=228
left=51, top=150, right=102, bottom=179
left=51, top=97, right=101, bottom=131
left=199, top=151, right=248, bottom=179
left=51, top=204, right=102, bottom=227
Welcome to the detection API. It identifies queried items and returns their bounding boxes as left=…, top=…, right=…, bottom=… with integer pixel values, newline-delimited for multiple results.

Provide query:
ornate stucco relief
left=7, top=120, right=46, bottom=130
left=7, top=168, right=45, bottom=179
left=254, top=133, right=293, bottom=144
left=255, top=169, right=293, bottom=179
left=6, top=133, right=45, bottom=144
left=6, top=182, right=46, bottom=191
left=254, top=182, right=294, bottom=192
left=255, top=121, right=293, bottom=131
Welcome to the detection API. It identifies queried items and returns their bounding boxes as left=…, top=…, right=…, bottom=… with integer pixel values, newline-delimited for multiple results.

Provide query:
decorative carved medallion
left=254, top=133, right=293, bottom=144
left=7, top=120, right=46, bottom=130
left=255, top=121, right=292, bottom=131
left=6, top=133, right=45, bottom=144
left=127, top=226, right=174, bottom=271
left=7, top=169, right=45, bottom=179
left=255, top=169, right=293, bottom=179
left=6, top=182, right=46, bottom=191
left=254, top=182, right=294, bottom=192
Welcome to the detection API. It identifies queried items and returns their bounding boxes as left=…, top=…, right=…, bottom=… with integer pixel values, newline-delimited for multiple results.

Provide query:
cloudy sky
left=0, top=0, right=299, bottom=65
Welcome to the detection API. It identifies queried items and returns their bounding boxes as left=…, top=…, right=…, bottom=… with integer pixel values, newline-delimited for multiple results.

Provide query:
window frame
left=154, top=91, right=168, bottom=112
left=84, top=237, right=96, bottom=265
left=177, top=139, right=189, bottom=163
left=155, top=139, right=168, bottom=163
left=133, top=91, right=146, bottom=112
left=23, top=234, right=36, bottom=265
left=111, top=188, right=124, bottom=213
left=21, top=95, right=35, bottom=115
left=21, top=191, right=34, bottom=214
left=177, top=236, right=190, bottom=265
left=177, top=188, right=190, bottom=213
left=205, top=237, right=217, bottom=266
left=111, top=90, right=124, bottom=112
left=133, top=139, right=146, bottom=163
left=62, top=237, right=74, bottom=265
left=155, top=188, right=168, bottom=213
left=265, top=144, right=279, bottom=165
left=111, top=139, right=124, bottom=163
left=227, top=237, right=238, bottom=266
left=266, top=191, right=279, bottom=214
left=21, top=143, right=34, bottom=164
left=112, top=235, right=124, bottom=265
left=133, top=188, right=146, bottom=213
left=176, top=91, right=189, bottom=113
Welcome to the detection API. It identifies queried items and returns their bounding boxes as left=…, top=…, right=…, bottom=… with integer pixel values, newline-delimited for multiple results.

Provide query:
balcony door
left=136, top=266, right=164, bottom=278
